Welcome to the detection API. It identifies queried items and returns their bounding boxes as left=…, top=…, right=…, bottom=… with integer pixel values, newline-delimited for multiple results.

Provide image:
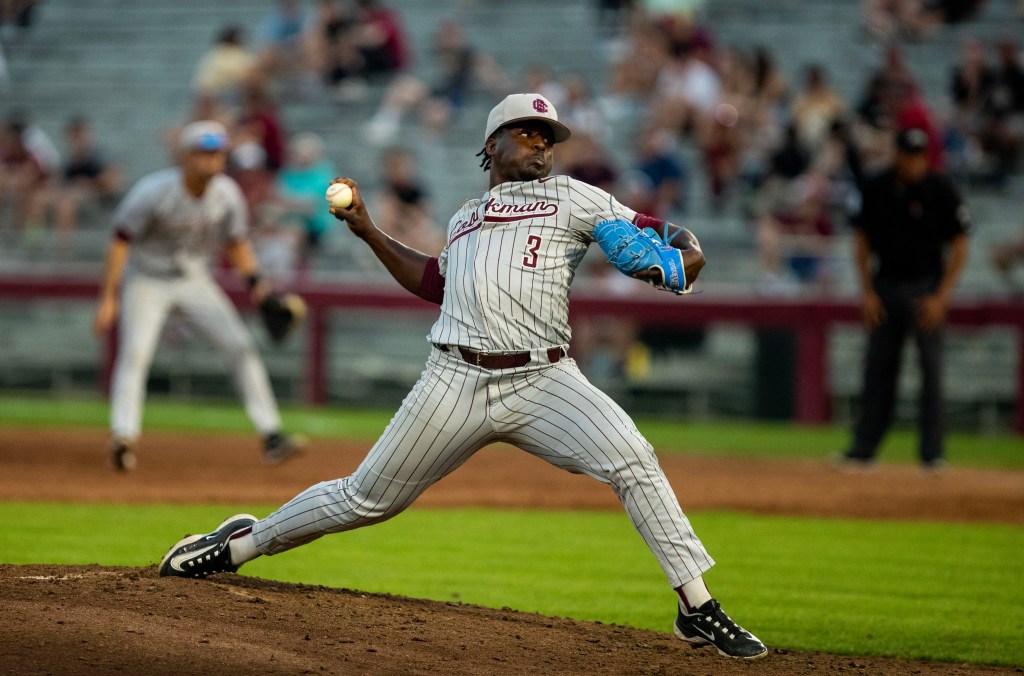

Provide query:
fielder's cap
left=179, top=120, right=230, bottom=152
left=895, top=127, right=929, bottom=154
left=483, top=93, right=571, bottom=145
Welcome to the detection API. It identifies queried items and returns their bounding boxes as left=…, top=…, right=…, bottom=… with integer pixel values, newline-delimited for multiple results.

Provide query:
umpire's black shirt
left=853, top=169, right=970, bottom=283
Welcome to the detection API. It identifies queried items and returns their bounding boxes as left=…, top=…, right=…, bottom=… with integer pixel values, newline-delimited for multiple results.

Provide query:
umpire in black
left=840, top=128, right=970, bottom=471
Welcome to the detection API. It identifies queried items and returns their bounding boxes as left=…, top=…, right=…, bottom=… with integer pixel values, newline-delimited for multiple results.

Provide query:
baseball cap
left=895, top=127, right=929, bottom=154
left=179, top=120, right=230, bottom=152
left=483, top=93, right=571, bottom=145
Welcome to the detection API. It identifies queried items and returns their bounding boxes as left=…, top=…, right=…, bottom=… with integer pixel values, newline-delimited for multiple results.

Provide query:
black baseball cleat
left=262, top=431, right=304, bottom=466
left=674, top=598, right=768, bottom=660
left=158, top=514, right=257, bottom=578
left=107, top=437, right=137, bottom=472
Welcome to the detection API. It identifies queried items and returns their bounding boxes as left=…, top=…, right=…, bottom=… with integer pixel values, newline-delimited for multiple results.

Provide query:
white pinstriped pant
left=252, top=347, right=714, bottom=588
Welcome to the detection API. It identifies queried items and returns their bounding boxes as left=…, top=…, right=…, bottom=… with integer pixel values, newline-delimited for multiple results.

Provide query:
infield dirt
left=1, top=427, right=1021, bottom=675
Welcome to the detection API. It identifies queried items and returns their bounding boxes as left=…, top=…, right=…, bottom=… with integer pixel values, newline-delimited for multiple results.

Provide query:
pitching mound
left=2, top=564, right=1017, bottom=675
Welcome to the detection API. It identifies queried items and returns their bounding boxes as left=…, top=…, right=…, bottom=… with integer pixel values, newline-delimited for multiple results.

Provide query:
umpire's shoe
left=674, top=599, right=768, bottom=660
left=262, top=431, right=304, bottom=466
left=158, top=514, right=257, bottom=578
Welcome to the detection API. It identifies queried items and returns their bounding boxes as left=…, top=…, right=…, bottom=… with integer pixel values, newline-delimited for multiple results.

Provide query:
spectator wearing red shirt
left=355, top=0, right=409, bottom=79
left=0, top=117, right=52, bottom=244
left=893, top=85, right=944, bottom=170
left=238, top=84, right=287, bottom=172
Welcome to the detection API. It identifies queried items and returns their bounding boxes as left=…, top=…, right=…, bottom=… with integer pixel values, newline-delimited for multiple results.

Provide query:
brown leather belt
left=434, top=344, right=564, bottom=369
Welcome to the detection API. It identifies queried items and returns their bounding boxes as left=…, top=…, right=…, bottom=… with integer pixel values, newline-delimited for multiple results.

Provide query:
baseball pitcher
left=158, top=97, right=766, bottom=660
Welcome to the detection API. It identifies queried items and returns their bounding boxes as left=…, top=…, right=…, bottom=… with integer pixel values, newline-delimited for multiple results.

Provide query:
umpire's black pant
left=848, top=278, right=944, bottom=463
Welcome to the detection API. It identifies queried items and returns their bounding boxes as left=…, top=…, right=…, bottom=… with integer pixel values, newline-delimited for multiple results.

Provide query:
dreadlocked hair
left=476, top=145, right=492, bottom=172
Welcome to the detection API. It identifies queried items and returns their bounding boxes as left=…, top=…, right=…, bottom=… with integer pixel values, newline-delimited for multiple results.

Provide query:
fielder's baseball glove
left=593, top=218, right=691, bottom=294
left=259, top=292, right=307, bottom=345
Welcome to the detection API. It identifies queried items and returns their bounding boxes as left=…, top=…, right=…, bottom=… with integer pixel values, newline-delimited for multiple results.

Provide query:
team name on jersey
left=483, top=197, right=558, bottom=223
left=449, top=196, right=560, bottom=245
left=449, top=207, right=483, bottom=244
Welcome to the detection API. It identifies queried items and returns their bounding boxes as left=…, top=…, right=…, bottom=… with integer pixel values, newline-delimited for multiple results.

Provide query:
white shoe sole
left=673, top=624, right=769, bottom=660
left=159, top=514, right=257, bottom=574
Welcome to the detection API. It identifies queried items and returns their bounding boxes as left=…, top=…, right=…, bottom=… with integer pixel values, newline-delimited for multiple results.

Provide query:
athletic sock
left=677, top=577, right=713, bottom=612
left=228, top=531, right=259, bottom=567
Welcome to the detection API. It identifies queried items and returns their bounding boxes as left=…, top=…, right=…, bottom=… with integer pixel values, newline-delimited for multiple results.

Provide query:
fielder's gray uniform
left=251, top=175, right=713, bottom=589
left=109, top=167, right=282, bottom=441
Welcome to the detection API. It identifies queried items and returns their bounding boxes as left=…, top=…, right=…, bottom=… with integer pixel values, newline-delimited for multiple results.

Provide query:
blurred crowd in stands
left=0, top=0, right=39, bottom=34
left=2, top=0, right=1024, bottom=298
left=594, top=1, right=1024, bottom=296
left=170, top=0, right=433, bottom=281
left=0, top=111, right=122, bottom=255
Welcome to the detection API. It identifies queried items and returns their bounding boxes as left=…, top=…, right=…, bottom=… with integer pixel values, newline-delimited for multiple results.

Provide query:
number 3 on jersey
left=523, top=234, right=542, bottom=269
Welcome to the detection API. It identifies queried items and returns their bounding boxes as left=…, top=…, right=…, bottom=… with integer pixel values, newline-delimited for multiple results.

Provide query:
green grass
left=2, top=394, right=1022, bottom=665
left=1, top=503, right=1021, bottom=667
left=2, top=394, right=1021, bottom=468
left=0, top=395, right=393, bottom=441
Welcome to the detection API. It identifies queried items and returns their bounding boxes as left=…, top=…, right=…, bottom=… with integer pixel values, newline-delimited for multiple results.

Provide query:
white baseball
left=326, top=182, right=353, bottom=209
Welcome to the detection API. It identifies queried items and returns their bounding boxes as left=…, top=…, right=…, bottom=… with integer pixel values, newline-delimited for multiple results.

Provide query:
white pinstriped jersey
left=427, top=175, right=637, bottom=351
left=113, top=168, right=248, bottom=279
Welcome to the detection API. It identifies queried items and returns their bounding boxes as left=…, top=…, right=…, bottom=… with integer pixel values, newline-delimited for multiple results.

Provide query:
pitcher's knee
left=605, top=443, right=664, bottom=489
left=331, top=476, right=418, bottom=525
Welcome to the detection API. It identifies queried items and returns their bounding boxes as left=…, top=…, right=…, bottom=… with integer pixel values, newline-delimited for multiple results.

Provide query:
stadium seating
left=1, top=0, right=1021, bottom=428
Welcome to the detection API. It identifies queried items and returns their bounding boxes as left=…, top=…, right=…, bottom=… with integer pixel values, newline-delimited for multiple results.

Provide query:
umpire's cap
left=484, top=93, right=571, bottom=145
left=895, top=127, right=929, bottom=154
left=179, top=120, right=230, bottom=152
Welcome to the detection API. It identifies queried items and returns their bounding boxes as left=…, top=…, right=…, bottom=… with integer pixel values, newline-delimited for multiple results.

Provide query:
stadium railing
left=1, top=272, right=1022, bottom=434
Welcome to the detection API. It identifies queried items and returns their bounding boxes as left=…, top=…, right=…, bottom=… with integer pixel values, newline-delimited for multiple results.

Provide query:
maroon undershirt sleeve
left=419, top=257, right=445, bottom=305
left=632, top=214, right=666, bottom=231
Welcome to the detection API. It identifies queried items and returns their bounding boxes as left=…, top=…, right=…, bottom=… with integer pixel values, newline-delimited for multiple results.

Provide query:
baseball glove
left=593, top=218, right=691, bottom=294
left=259, top=292, right=307, bottom=345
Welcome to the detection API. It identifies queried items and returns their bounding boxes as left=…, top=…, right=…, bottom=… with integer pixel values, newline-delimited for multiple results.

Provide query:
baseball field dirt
left=2, top=427, right=1022, bottom=675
